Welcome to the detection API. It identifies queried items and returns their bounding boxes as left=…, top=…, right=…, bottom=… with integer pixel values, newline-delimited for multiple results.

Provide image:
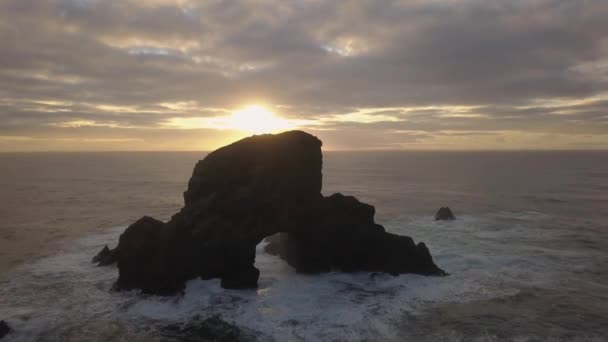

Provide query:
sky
left=1, top=0, right=608, bottom=151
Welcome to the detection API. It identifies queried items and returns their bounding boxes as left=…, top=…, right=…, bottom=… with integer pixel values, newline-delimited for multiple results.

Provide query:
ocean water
left=0, top=151, right=607, bottom=341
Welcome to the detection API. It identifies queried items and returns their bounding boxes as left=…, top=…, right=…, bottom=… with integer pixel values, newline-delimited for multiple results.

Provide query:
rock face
left=0, top=320, right=10, bottom=339
left=95, top=131, right=445, bottom=295
left=435, top=207, right=456, bottom=221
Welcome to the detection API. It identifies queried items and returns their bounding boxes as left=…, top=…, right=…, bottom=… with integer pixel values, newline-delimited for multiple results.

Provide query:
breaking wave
left=1, top=210, right=606, bottom=341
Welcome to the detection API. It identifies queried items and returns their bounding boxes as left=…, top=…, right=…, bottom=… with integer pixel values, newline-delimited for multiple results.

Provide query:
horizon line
left=1, top=148, right=607, bottom=153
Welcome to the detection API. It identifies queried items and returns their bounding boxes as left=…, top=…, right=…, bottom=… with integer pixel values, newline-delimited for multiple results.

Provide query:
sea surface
left=0, top=151, right=607, bottom=341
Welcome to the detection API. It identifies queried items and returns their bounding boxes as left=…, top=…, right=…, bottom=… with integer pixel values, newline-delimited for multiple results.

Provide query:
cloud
left=0, top=0, right=607, bottom=150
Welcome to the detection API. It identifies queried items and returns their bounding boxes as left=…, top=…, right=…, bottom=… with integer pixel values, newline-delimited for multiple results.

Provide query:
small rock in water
left=160, top=315, right=256, bottom=342
left=0, top=320, right=11, bottom=339
left=435, top=207, right=456, bottom=221
left=91, top=244, right=118, bottom=266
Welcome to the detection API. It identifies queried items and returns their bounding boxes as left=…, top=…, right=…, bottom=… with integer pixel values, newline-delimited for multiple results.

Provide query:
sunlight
left=228, top=105, right=294, bottom=134
left=162, top=104, right=301, bottom=135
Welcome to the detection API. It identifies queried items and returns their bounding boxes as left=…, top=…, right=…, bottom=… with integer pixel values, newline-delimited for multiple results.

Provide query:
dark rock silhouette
left=92, top=245, right=118, bottom=266
left=435, top=207, right=456, bottom=220
left=95, top=131, right=445, bottom=295
left=161, top=316, right=255, bottom=341
left=0, top=320, right=10, bottom=339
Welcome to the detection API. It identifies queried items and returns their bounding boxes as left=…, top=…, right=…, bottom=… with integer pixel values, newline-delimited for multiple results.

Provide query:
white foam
left=0, top=211, right=583, bottom=341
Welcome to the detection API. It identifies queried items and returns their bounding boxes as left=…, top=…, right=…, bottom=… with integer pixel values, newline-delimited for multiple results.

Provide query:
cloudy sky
left=1, top=0, right=608, bottom=151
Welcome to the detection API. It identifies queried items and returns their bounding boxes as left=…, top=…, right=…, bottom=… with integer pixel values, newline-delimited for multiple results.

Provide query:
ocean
left=0, top=151, right=607, bottom=341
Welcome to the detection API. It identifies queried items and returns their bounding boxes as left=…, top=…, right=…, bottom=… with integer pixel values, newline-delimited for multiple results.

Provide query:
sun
left=229, top=105, right=294, bottom=134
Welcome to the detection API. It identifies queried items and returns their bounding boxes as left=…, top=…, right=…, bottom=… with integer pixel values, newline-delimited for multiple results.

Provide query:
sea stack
left=435, top=207, right=456, bottom=220
left=94, top=131, right=445, bottom=295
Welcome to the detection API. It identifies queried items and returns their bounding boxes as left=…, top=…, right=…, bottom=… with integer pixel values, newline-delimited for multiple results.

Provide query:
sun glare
left=229, top=105, right=294, bottom=134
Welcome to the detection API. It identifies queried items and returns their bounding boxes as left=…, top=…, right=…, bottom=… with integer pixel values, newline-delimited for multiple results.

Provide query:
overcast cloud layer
left=1, top=0, right=608, bottom=150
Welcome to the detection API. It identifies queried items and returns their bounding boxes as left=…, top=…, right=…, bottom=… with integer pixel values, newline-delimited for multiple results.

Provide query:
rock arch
left=93, top=131, right=445, bottom=295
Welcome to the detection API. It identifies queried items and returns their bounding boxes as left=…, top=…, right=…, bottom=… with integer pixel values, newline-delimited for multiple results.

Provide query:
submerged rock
left=0, top=320, right=10, bottom=339
left=160, top=315, right=256, bottom=342
left=435, top=207, right=456, bottom=221
left=96, top=130, right=445, bottom=295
